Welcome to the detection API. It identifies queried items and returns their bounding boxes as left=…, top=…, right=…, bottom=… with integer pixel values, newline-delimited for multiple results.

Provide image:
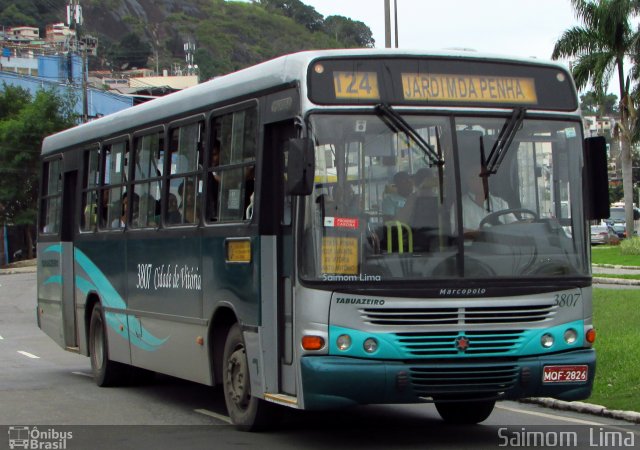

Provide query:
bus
left=37, top=49, right=609, bottom=430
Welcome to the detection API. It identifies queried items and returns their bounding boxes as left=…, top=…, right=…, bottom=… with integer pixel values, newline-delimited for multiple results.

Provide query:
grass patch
left=620, top=237, right=640, bottom=255
left=588, top=289, right=640, bottom=411
left=591, top=245, right=640, bottom=266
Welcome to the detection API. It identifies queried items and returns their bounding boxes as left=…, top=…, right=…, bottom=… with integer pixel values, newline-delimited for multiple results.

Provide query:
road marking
left=72, top=371, right=93, bottom=378
left=0, top=335, right=4, bottom=340
left=194, top=409, right=232, bottom=424
left=496, top=404, right=604, bottom=425
left=17, top=351, right=40, bottom=359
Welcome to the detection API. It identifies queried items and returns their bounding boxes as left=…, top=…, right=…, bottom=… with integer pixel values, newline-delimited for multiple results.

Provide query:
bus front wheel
left=222, top=323, right=278, bottom=431
left=434, top=399, right=496, bottom=424
left=89, top=304, right=128, bottom=386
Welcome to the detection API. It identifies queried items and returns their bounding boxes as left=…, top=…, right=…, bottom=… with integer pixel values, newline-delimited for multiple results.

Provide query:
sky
left=301, top=0, right=616, bottom=93
left=303, top=0, right=578, bottom=61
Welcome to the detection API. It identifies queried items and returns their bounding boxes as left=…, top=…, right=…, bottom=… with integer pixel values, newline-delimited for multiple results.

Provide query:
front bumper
left=300, top=349, right=595, bottom=410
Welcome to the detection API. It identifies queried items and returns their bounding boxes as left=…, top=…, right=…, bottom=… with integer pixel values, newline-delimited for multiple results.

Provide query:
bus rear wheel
left=434, top=399, right=496, bottom=424
left=89, top=304, right=129, bottom=386
left=222, top=323, right=278, bottom=431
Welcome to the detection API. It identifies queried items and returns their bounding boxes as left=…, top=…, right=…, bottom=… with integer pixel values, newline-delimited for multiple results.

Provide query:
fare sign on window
left=333, top=71, right=380, bottom=100
left=401, top=73, right=538, bottom=104
left=321, top=237, right=358, bottom=274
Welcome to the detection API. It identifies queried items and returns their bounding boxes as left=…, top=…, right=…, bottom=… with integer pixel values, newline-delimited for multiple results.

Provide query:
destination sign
left=333, top=71, right=380, bottom=100
left=401, top=73, right=538, bottom=104
left=308, top=57, right=576, bottom=110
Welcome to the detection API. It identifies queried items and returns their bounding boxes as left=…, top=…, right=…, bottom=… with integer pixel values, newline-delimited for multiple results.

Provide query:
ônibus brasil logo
left=8, top=426, right=73, bottom=449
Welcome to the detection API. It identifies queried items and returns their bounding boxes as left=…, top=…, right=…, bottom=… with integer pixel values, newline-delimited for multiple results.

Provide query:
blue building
left=1, top=54, right=133, bottom=120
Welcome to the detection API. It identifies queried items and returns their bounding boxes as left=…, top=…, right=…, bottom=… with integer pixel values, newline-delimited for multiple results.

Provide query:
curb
left=592, top=264, right=640, bottom=270
left=0, top=266, right=37, bottom=275
left=520, top=398, right=640, bottom=424
left=592, top=276, right=640, bottom=286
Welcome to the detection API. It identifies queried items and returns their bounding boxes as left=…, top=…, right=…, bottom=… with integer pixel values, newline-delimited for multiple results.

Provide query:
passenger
left=166, top=193, right=182, bottom=224
left=111, top=192, right=139, bottom=228
left=207, top=140, right=221, bottom=221
left=381, top=171, right=413, bottom=217
left=396, top=167, right=438, bottom=224
left=178, top=180, right=199, bottom=224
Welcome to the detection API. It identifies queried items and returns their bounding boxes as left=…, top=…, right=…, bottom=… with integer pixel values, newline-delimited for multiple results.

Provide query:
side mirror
left=285, top=138, right=315, bottom=196
left=584, top=136, right=609, bottom=220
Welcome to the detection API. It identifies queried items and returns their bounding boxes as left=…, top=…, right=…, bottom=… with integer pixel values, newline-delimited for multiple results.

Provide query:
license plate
left=542, top=365, right=588, bottom=383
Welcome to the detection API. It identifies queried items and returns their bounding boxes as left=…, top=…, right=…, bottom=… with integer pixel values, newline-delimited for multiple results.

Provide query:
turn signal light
left=302, top=335, right=324, bottom=351
left=586, top=328, right=596, bottom=344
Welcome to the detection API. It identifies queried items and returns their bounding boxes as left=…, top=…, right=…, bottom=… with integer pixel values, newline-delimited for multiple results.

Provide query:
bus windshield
left=301, top=112, right=588, bottom=282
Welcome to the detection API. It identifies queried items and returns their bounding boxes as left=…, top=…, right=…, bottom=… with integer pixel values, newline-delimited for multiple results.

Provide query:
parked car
left=590, top=225, right=620, bottom=245
left=611, top=223, right=627, bottom=239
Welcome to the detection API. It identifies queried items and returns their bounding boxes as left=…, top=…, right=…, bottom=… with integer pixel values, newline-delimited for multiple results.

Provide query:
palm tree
left=552, top=0, right=640, bottom=236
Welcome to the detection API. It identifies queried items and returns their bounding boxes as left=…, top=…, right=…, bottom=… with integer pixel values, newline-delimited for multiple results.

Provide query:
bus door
left=260, top=115, right=298, bottom=397
left=37, top=159, right=79, bottom=350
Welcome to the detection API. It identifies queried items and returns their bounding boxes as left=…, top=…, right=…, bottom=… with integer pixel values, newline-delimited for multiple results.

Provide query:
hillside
left=0, top=0, right=374, bottom=80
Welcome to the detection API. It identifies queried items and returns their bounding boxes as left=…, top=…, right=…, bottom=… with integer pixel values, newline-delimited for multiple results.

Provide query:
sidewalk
left=0, top=259, right=36, bottom=275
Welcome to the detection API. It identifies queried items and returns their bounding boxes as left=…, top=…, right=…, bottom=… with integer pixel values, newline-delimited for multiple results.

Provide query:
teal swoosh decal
left=43, top=275, right=63, bottom=285
left=75, top=275, right=96, bottom=295
left=74, top=247, right=169, bottom=351
left=43, top=244, right=63, bottom=254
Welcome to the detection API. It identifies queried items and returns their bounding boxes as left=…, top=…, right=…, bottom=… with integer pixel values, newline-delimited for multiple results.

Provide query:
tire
left=222, top=323, right=279, bottom=431
left=435, top=399, right=496, bottom=424
left=89, top=304, right=129, bottom=386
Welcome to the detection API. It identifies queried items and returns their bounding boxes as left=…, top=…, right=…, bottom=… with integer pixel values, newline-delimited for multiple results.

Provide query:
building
left=5, top=26, right=40, bottom=43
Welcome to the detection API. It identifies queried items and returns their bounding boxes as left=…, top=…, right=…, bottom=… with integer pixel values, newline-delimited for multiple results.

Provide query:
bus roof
left=41, top=48, right=571, bottom=155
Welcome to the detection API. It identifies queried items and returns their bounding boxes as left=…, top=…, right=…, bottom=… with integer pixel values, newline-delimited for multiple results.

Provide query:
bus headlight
left=541, top=333, right=554, bottom=348
left=363, top=338, right=378, bottom=353
left=563, top=328, right=578, bottom=344
left=337, top=334, right=351, bottom=351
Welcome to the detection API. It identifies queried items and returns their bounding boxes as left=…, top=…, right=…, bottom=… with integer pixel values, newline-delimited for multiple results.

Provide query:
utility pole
left=384, top=0, right=391, bottom=48
left=394, top=0, right=399, bottom=48
left=67, top=0, right=88, bottom=122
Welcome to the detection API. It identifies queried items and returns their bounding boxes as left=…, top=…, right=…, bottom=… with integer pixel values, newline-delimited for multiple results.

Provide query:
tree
left=0, top=86, right=76, bottom=257
left=259, top=0, right=324, bottom=31
left=580, top=91, right=618, bottom=115
left=324, top=15, right=375, bottom=48
left=552, top=0, right=640, bottom=236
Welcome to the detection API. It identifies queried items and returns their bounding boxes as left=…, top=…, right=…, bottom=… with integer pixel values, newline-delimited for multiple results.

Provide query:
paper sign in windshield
left=321, top=237, right=358, bottom=274
left=324, top=217, right=359, bottom=229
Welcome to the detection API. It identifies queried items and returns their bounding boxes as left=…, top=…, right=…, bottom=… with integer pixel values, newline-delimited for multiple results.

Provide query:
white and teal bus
left=37, top=49, right=609, bottom=430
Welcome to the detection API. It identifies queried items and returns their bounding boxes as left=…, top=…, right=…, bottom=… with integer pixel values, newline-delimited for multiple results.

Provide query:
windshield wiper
left=479, top=107, right=526, bottom=209
left=482, top=107, right=526, bottom=176
left=375, top=103, right=445, bottom=202
left=375, top=103, right=443, bottom=167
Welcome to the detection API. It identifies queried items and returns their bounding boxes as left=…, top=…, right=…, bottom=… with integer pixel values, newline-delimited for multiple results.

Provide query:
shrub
left=620, top=237, right=640, bottom=255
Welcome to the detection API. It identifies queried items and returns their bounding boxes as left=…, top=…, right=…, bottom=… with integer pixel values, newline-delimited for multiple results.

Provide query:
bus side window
left=39, top=158, right=63, bottom=234
left=209, top=106, right=257, bottom=223
left=81, top=148, right=100, bottom=232
left=131, top=131, right=163, bottom=229
left=100, top=141, right=128, bottom=230
left=167, top=121, right=203, bottom=226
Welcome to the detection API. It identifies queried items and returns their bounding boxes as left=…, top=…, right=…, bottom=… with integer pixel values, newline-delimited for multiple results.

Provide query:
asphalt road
left=0, top=272, right=637, bottom=450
